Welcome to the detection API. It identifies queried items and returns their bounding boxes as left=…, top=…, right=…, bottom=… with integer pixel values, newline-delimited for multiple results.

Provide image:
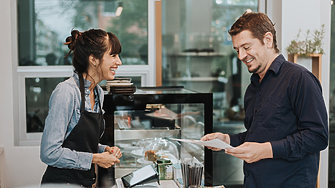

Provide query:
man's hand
left=200, top=132, right=230, bottom=151
left=225, top=142, right=273, bottom=163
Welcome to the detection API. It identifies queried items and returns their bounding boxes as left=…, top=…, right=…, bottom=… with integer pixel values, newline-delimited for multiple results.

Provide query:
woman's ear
left=89, top=55, right=98, bottom=67
left=263, top=32, right=273, bottom=49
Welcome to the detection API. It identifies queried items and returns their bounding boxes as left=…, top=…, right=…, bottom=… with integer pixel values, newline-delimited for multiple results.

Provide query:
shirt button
left=250, top=130, right=253, bottom=134
left=254, top=110, right=257, bottom=113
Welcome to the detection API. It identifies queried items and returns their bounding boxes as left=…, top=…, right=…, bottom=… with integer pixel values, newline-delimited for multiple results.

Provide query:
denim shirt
left=40, top=72, right=107, bottom=170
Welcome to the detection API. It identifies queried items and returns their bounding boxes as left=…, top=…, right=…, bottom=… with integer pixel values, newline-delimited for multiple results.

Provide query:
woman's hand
left=200, top=132, right=230, bottom=151
left=105, top=146, right=122, bottom=159
left=92, top=152, right=120, bottom=168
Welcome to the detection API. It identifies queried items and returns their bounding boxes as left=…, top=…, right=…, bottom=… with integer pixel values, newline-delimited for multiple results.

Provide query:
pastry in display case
left=143, top=137, right=179, bottom=164
left=100, top=86, right=213, bottom=186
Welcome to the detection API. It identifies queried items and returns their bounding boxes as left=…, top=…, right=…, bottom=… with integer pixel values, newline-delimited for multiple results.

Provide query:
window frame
left=13, top=0, right=157, bottom=146
left=13, top=0, right=264, bottom=146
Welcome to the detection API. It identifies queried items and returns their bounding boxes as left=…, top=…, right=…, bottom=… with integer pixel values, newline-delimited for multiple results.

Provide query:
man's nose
left=238, top=49, right=247, bottom=61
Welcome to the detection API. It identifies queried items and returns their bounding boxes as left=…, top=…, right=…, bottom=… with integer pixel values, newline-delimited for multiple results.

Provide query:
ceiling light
left=116, top=2, right=123, bottom=16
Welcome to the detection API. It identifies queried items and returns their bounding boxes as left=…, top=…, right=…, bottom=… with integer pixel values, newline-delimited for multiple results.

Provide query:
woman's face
left=98, top=50, right=122, bottom=81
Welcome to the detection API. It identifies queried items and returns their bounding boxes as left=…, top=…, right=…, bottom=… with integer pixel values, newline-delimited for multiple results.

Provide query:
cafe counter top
left=113, top=179, right=225, bottom=188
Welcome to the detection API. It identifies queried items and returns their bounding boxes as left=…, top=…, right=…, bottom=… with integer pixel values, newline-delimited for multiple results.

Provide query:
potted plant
left=286, top=24, right=325, bottom=56
left=286, top=25, right=325, bottom=80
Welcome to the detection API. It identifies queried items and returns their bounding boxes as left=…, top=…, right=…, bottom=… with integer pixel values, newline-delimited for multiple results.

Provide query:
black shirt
left=229, top=54, right=328, bottom=188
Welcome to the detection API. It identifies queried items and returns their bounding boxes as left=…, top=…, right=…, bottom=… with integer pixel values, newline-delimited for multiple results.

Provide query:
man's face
left=232, top=30, right=269, bottom=75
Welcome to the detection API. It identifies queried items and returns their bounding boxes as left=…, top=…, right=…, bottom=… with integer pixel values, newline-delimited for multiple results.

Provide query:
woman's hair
left=228, top=12, right=279, bottom=53
left=64, top=29, right=122, bottom=74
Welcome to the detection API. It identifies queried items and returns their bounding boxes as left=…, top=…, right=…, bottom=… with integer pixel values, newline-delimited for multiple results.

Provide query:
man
left=201, top=12, right=328, bottom=188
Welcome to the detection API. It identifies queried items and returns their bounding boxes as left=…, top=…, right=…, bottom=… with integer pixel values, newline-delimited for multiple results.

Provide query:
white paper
left=170, top=138, right=233, bottom=149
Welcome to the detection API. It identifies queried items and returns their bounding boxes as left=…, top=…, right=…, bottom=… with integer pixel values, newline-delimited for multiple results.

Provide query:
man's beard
left=248, top=64, right=261, bottom=73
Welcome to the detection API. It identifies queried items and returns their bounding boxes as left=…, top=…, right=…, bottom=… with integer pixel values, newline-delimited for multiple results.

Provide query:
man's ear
left=263, top=32, right=273, bottom=49
left=89, top=55, right=98, bottom=67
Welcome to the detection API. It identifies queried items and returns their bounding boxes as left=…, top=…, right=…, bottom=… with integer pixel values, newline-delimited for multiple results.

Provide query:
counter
left=113, top=179, right=225, bottom=188
left=113, top=179, right=180, bottom=188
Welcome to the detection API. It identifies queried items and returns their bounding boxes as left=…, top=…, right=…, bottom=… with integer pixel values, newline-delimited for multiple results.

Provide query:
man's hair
left=228, top=12, right=279, bottom=53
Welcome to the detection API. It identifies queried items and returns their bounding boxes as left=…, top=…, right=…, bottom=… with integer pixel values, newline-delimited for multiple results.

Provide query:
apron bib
left=41, top=74, right=104, bottom=187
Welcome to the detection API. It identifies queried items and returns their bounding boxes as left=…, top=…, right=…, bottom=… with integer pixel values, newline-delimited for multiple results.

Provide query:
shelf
left=168, top=52, right=225, bottom=57
left=215, top=3, right=258, bottom=8
left=114, top=129, right=180, bottom=141
left=288, top=53, right=322, bottom=81
left=168, top=77, right=220, bottom=82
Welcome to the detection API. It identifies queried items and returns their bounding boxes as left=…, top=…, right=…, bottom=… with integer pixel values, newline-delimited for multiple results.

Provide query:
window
left=160, top=0, right=258, bottom=186
left=26, top=77, right=68, bottom=133
left=18, top=0, right=149, bottom=67
left=161, top=0, right=258, bottom=126
left=15, top=0, right=155, bottom=145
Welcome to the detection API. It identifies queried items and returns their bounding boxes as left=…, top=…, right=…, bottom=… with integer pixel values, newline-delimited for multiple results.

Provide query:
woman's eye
left=111, top=54, right=116, bottom=57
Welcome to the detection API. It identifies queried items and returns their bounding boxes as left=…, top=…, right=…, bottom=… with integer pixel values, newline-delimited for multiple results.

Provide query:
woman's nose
left=117, top=56, right=122, bottom=65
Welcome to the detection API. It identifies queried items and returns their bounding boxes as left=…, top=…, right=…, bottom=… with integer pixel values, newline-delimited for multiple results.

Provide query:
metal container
left=156, top=158, right=173, bottom=180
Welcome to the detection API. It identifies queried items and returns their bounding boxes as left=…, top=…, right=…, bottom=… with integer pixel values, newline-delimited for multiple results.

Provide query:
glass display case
left=99, top=86, right=213, bottom=186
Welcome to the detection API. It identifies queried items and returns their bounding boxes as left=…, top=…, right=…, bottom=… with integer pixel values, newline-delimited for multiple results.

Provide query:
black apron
left=41, top=74, right=104, bottom=187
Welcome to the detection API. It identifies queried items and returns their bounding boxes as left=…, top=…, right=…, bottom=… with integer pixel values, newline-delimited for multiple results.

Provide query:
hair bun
left=64, top=29, right=83, bottom=50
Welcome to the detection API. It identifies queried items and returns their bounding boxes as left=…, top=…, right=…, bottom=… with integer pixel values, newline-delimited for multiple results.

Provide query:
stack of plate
left=106, top=78, right=136, bottom=95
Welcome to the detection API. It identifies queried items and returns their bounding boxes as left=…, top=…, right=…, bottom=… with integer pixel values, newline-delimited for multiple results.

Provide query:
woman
left=40, top=29, right=122, bottom=187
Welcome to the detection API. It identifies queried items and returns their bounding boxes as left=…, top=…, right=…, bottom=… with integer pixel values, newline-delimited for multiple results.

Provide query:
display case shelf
left=114, top=129, right=180, bottom=141
left=167, top=77, right=220, bottom=82
left=100, top=87, right=214, bottom=186
left=168, top=52, right=225, bottom=57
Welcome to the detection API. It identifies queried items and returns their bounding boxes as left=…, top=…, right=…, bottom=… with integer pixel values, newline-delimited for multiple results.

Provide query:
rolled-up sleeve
left=40, top=83, right=93, bottom=170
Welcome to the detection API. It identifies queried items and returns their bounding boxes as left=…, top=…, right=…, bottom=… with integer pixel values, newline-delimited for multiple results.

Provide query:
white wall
left=0, top=0, right=47, bottom=187
left=269, top=0, right=331, bottom=187
left=0, top=0, right=332, bottom=187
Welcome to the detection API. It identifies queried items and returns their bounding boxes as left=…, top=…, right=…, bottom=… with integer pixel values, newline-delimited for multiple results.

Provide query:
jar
left=156, top=158, right=173, bottom=180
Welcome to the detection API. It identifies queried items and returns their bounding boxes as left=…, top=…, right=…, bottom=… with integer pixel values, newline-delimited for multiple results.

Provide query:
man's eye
left=111, top=54, right=116, bottom=57
left=244, top=46, right=250, bottom=50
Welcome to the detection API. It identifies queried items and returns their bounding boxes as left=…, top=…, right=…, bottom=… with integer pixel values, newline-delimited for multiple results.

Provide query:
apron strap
left=95, top=87, right=102, bottom=114
left=79, top=73, right=102, bottom=114
left=78, top=73, right=85, bottom=113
